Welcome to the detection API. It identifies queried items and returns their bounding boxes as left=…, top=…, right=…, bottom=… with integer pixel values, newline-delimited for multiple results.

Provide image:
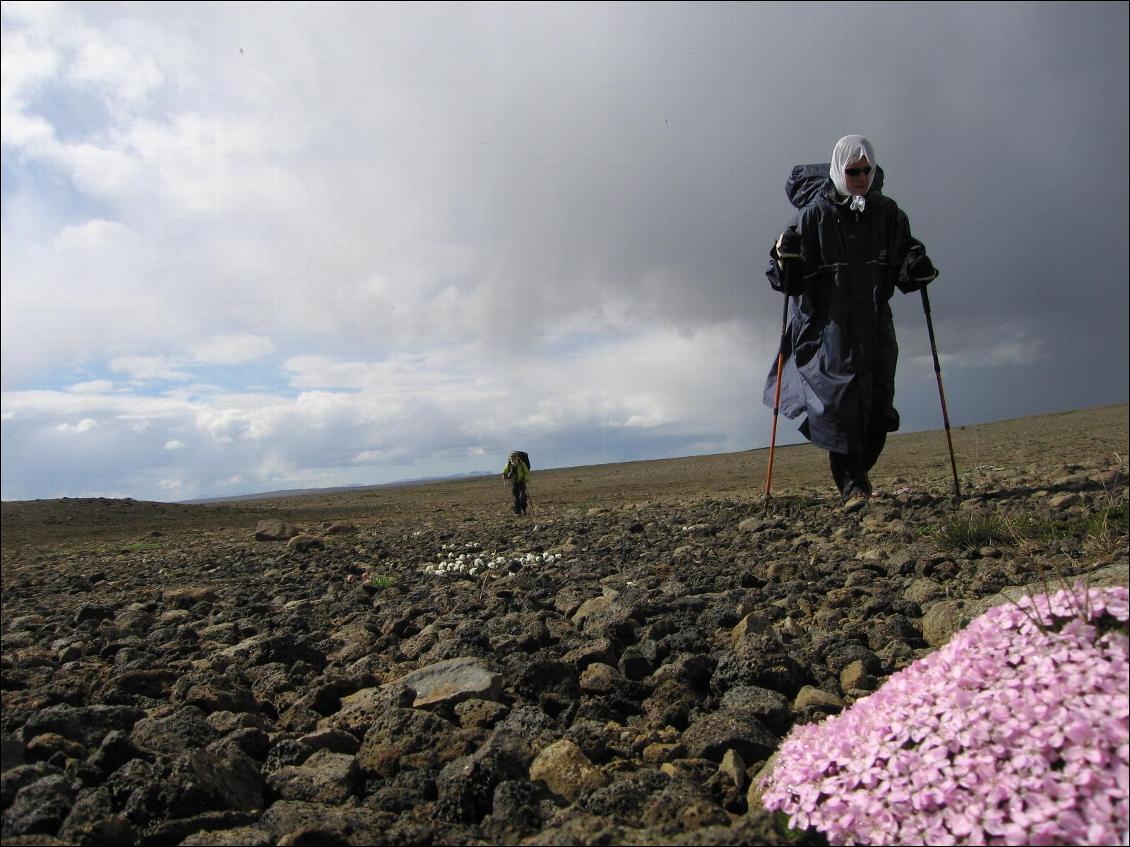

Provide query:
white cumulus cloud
left=108, top=357, right=189, bottom=382
left=56, top=417, right=98, bottom=433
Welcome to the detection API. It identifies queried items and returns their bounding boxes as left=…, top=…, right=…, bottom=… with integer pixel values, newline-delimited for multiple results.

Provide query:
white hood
left=829, top=135, right=876, bottom=211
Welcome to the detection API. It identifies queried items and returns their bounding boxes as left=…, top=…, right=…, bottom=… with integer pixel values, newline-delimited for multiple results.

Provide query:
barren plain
left=1, top=403, right=1127, bottom=845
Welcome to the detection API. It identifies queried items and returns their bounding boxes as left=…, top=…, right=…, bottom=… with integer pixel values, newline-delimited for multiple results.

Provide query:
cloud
left=2, top=319, right=775, bottom=499
left=53, top=217, right=130, bottom=249
left=67, top=19, right=163, bottom=110
left=354, top=449, right=404, bottom=465
left=108, top=356, right=189, bottom=382
left=189, top=333, right=275, bottom=365
left=0, top=18, right=61, bottom=149
left=67, top=379, right=115, bottom=394
left=55, top=417, right=98, bottom=434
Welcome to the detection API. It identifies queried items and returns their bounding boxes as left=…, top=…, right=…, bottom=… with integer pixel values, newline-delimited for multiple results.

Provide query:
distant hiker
left=764, top=135, right=939, bottom=510
left=502, top=451, right=530, bottom=515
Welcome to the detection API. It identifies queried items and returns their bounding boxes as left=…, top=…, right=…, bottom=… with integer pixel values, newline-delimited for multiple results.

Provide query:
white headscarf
left=829, top=135, right=876, bottom=212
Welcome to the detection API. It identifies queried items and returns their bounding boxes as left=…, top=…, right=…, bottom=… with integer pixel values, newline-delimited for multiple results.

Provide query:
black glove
left=774, top=227, right=804, bottom=295
left=898, top=250, right=938, bottom=292
left=909, top=252, right=937, bottom=284
left=775, top=227, right=802, bottom=261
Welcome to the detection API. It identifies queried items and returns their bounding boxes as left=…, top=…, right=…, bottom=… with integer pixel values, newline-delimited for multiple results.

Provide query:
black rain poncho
left=763, top=162, right=931, bottom=455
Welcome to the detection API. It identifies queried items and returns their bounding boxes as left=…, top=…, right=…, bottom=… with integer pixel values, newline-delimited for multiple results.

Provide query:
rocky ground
left=2, top=405, right=1127, bottom=846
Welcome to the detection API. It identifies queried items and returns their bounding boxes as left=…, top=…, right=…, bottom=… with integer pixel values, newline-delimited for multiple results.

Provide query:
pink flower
left=761, top=586, right=1130, bottom=846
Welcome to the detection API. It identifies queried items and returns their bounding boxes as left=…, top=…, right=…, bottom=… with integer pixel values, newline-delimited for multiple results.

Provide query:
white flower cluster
left=422, top=549, right=564, bottom=578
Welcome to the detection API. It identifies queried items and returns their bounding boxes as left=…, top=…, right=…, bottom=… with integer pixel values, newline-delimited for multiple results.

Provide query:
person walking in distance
left=765, top=135, right=939, bottom=511
left=502, top=451, right=530, bottom=516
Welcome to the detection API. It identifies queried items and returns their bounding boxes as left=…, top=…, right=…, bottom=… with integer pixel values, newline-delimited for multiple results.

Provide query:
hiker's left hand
left=908, top=252, right=937, bottom=285
left=900, top=251, right=937, bottom=292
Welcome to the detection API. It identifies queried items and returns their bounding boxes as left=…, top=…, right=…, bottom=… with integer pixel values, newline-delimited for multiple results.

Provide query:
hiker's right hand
left=775, top=228, right=802, bottom=262
left=775, top=228, right=804, bottom=295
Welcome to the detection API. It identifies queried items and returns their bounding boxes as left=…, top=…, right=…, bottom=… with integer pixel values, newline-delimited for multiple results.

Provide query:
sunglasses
left=844, top=166, right=873, bottom=177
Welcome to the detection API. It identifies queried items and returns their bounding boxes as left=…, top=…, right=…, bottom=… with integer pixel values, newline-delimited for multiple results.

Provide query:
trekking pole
left=764, top=282, right=791, bottom=499
left=920, top=286, right=961, bottom=501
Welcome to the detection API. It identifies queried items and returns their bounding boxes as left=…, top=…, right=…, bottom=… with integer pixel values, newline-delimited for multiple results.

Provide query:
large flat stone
left=395, top=657, right=503, bottom=709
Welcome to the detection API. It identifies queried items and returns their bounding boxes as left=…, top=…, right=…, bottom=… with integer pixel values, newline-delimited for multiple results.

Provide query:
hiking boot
left=842, top=488, right=869, bottom=513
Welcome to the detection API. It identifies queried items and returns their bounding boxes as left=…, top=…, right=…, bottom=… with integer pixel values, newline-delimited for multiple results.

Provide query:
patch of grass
left=120, top=539, right=162, bottom=553
left=1005, top=501, right=1128, bottom=551
left=932, top=513, right=1009, bottom=552
left=1081, top=501, right=1129, bottom=557
left=934, top=500, right=1128, bottom=557
left=367, top=574, right=395, bottom=590
left=1001, top=513, right=1069, bottom=550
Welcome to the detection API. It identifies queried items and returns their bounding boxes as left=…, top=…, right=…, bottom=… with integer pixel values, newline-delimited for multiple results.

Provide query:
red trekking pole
left=764, top=226, right=799, bottom=499
left=764, top=288, right=789, bottom=498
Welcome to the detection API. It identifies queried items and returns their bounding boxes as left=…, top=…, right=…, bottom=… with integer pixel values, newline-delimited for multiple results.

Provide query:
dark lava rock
left=710, top=633, right=808, bottom=697
left=21, top=705, right=143, bottom=750
left=159, top=747, right=264, bottom=817
left=356, top=707, right=472, bottom=776
left=2, top=773, right=75, bottom=838
left=680, top=711, right=780, bottom=764
left=130, top=706, right=218, bottom=757
left=481, top=778, right=553, bottom=843
left=57, top=786, right=134, bottom=846
left=88, top=729, right=151, bottom=777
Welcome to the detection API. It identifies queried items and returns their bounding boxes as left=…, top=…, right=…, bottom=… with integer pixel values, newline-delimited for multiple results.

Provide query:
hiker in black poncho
left=764, top=135, right=939, bottom=509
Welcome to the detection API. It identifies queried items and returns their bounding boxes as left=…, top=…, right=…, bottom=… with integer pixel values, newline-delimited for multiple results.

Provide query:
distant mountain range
left=180, top=470, right=494, bottom=504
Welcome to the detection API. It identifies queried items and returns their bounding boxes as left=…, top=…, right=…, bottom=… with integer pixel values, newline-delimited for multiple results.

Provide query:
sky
left=2, top=1, right=1127, bottom=503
